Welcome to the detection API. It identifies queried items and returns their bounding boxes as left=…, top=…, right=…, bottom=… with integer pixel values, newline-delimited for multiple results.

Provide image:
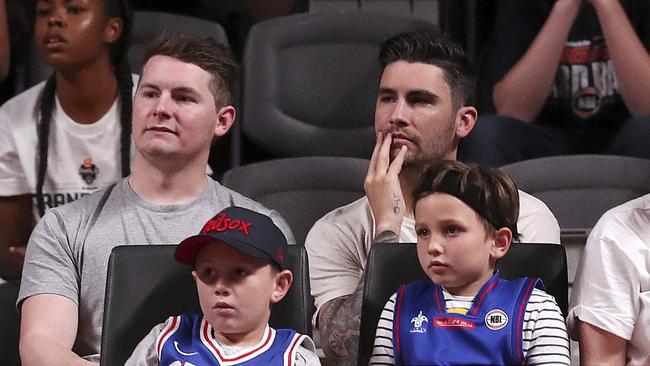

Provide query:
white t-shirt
left=306, top=190, right=560, bottom=318
left=369, top=288, right=570, bottom=365
left=0, top=75, right=138, bottom=220
left=567, top=194, right=650, bottom=365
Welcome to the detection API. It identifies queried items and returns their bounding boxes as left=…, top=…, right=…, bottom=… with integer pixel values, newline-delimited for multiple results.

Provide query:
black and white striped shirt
left=369, top=288, right=570, bottom=365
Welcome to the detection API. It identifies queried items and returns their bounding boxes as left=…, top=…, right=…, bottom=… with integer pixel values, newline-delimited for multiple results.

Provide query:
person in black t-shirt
left=460, top=0, right=650, bottom=166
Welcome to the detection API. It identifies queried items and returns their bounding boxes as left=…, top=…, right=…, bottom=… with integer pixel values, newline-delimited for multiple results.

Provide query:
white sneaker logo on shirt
left=174, top=340, right=199, bottom=356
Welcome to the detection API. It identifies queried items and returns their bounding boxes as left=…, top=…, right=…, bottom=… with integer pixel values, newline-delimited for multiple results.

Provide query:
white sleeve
left=0, top=108, right=30, bottom=196
left=567, top=211, right=645, bottom=341
left=522, top=289, right=570, bottom=365
left=516, top=190, right=560, bottom=244
left=124, top=320, right=168, bottom=366
left=368, top=293, right=396, bottom=366
left=305, top=217, right=366, bottom=322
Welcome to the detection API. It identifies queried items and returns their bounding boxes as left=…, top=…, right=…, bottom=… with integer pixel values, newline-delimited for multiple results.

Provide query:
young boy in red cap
left=126, top=206, right=319, bottom=365
left=369, top=160, right=570, bottom=365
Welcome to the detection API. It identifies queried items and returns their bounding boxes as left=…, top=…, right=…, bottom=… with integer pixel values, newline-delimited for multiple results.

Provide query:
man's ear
left=454, top=106, right=478, bottom=139
left=270, top=269, right=293, bottom=304
left=214, top=105, right=236, bottom=138
left=103, top=17, right=123, bottom=44
left=490, top=227, right=512, bottom=261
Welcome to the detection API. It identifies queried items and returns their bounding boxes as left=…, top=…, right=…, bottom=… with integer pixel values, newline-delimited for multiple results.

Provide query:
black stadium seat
left=101, top=244, right=311, bottom=366
left=358, top=242, right=568, bottom=366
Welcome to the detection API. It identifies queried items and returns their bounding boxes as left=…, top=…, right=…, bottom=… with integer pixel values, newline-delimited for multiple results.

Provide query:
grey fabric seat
left=501, top=155, right=650, bottom=298
left=240, top=12, right=438, bottom=161
left=501, top=155, right=650, bottom=232
left=129, top=11, right=229, bottom=73
left=101, top=244, right=311, bottom=366
left=221, top=156, right=369, bottom=246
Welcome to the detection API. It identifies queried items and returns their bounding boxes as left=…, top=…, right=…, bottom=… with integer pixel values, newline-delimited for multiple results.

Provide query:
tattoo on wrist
left=393, top=192, right=401, bottom=214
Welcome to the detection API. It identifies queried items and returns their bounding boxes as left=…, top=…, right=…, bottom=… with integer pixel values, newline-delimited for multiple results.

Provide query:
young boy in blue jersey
left=369, top=160, right=570, bottom=365
left=126, top=206, right=320, bottom=366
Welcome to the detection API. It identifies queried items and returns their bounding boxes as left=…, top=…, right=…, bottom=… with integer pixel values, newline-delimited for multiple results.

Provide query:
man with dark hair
left=305, top=31, right=560, bottom=364
left=18, top=32, right=294, bottom=365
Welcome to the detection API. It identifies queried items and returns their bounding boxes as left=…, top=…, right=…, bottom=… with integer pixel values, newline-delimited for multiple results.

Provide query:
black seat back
left=101, top=244, right=311, bottom=366
left=358, top=242, right=568, bottom=365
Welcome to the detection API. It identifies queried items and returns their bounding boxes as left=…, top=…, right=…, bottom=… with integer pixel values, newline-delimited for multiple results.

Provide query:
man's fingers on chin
left=389, top=145, right=407, bottom=171
left=369, top=133, right=385, bottom=174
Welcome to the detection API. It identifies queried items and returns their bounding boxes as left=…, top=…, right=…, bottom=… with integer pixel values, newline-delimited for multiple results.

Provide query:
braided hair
left=35, top=0, right=133, bottom=217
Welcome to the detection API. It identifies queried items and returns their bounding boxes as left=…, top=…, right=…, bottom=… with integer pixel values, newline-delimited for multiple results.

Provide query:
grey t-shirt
left=17, top=178, right=295, bottom=360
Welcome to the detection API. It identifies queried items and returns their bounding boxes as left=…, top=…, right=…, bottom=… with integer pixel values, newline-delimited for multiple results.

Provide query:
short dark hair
left=142, top=32, right=239, bottom=107
left=379, top=31, right=476, bottom=110
left=412, top=160, right=520, bottom=241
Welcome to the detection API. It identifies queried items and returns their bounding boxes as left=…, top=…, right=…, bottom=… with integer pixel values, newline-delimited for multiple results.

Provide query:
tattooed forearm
left=318, top=279, right=365, bottom=365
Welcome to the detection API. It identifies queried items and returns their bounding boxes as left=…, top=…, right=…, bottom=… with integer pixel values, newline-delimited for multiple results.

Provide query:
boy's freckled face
left=414, top=193, right=496, bottom=297
left=192, top=242, right=279, bottom=343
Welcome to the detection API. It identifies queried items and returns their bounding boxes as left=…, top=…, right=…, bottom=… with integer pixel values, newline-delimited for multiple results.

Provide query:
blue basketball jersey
left=394, top=273, right=543, bottom=365
left=157, top=314, right=307, bottom=366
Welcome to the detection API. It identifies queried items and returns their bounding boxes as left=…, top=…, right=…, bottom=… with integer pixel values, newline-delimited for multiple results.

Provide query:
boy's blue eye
left=197, top=267, right=217, bottom=283
left=416, top=228, right=429, bottom=238
left=235, top=268, right=249, bottom=278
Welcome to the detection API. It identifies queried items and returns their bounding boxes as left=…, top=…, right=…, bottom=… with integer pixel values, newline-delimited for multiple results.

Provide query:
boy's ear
left=490, top=227, right=512, bottom=261
left=191, top=270, right=198, bottom=282
left=270, top=270, right=293, bottom=304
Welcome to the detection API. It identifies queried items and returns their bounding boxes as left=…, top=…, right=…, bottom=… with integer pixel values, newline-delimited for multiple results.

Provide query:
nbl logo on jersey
left=78, top=158, right=99, bottom=185
left=485, top=309, right=508, bottom=331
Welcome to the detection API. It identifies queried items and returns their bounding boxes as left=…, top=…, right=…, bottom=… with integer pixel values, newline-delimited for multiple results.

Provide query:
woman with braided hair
left=0, top=0, right=135, bottom=281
